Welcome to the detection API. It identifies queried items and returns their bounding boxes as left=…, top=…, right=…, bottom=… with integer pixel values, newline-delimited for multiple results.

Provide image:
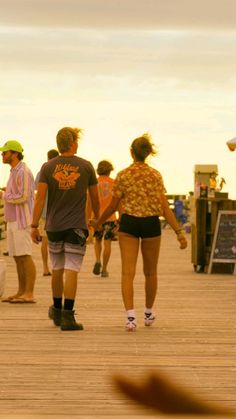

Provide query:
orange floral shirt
left=112, top=162, right=166, bottom=217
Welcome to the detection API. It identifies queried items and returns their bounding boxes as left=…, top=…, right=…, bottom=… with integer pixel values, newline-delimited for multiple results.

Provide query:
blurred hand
left=112, top=370, right=230, bottom=415
left=89, top=218, right=101, bottom=231
left=177, top=234, right=187, bottom=249
left=89, top=218, right=96, bottom=228
left=31, top=228, right=41, bottom=244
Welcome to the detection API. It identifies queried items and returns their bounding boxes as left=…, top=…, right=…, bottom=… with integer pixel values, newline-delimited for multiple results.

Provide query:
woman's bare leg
left=118, top=232, right=139, bottom=310
left=141, top=236, right=161, bottom=309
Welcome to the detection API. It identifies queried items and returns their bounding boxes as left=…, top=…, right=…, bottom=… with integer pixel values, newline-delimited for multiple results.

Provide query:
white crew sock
left=145, top=308, right=152, bottom=315
left=127, top=309, right=135, bottom=319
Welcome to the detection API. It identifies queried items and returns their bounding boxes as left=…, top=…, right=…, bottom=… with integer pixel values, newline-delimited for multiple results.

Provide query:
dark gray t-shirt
left=39, top=155, right=97, bottom=232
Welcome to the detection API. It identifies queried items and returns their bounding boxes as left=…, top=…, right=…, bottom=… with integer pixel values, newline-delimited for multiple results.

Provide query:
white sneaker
left=144, top=312, right=155, bottom=326
left=125, top=316, right=136, bottom=332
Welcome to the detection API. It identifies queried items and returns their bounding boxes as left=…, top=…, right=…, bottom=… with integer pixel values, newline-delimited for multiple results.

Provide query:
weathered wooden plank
left=0, top=230, right=236, bottom=418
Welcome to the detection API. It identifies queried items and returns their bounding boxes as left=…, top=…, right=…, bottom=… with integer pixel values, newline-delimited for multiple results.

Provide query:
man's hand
left=31, top=227, right=41, bottom=244
left=89, top=218, right=101, bottom=231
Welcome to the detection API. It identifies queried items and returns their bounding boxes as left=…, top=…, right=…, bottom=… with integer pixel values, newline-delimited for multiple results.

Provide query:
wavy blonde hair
left=131, top=133, right=157, bottom=162
left=56, top=127, right=83, bottom=153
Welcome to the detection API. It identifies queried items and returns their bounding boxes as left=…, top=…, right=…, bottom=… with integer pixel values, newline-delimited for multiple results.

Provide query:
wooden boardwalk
left=0, top=229, right=236, bottom=419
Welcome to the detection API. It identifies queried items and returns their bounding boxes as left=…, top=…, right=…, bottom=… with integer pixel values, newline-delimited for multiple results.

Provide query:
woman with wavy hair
left=91, top=133, right=187, bottom=331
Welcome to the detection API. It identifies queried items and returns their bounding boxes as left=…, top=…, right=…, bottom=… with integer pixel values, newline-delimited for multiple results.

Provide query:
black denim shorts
left=119, top=214, right=161, bottom=238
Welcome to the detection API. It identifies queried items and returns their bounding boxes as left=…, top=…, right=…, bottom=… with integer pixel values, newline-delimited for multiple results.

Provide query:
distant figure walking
left=35, top=149, right=59, bottom=276
left=92, top=160, right=118, bottom=278
left=32, top=127, right=99, bottom=331
left=0, top=140, right=36, bottom=303
left=91, top=133, right=187, bottom=331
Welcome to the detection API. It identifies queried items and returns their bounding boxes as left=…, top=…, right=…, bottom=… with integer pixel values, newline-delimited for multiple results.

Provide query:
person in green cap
left=0, top=140, right=36, bottom=303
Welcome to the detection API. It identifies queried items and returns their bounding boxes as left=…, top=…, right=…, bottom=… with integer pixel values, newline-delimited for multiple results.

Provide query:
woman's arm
left=90, top=196, right=121, bottom=229
left=161, top=194, right=187, bottom=249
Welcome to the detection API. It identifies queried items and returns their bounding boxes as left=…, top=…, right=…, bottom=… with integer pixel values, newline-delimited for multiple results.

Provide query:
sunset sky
left=0, top=0, right=236, bottom=197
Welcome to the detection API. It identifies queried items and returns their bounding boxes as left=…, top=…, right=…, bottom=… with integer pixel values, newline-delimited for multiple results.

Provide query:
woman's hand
left=177, top=233, right=188, bottom=249
left=89, top=218, right=100, bottom=231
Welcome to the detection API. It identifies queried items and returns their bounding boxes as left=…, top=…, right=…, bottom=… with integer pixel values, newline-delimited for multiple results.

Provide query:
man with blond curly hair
left=32, top=127, right=99, bottom=330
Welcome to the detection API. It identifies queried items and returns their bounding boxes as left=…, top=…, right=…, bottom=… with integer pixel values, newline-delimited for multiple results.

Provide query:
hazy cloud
left=1, top=27, right=236, bottom=90
left=1, top=0, right=236, bottom=30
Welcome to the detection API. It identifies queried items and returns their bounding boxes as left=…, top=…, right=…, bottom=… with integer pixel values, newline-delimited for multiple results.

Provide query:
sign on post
left=208, top=210, right=236, bottom=274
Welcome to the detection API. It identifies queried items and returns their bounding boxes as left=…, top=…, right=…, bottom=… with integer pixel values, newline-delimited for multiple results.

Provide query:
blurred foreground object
left=226, top=137, right=236, bottom=151
left=113, top=371, right=232, bottom=415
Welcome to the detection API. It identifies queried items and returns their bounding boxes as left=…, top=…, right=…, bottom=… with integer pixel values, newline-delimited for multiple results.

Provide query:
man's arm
left=31, top=182, right=48, bottom=243
left=90, top=196, right=121, bottom=230
left=2, top=167, right=30, bottom=204
left=88, top=184, right=100, bottom=220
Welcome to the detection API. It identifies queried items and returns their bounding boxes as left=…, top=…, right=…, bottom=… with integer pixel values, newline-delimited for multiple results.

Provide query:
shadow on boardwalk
left=0, top=229, right=236, bottom=418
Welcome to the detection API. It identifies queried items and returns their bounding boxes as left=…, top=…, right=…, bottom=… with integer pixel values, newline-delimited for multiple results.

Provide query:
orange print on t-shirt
left=53, top=164, right=80, bottom=189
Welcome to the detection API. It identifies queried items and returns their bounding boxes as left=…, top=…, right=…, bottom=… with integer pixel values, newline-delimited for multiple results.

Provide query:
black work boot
left=61, top=310, right=84, bottom=331
left=48, top=305, right=62, bottom=326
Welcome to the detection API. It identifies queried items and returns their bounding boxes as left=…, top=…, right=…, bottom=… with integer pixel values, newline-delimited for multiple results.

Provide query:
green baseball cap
left=0, top=140, right=24, bottom=153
